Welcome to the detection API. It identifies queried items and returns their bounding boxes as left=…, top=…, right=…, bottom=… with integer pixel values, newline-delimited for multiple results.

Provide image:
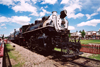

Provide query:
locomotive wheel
left=46, top=45, right=54, bottom=54
left=37, top=47, right=43, bottom=52
left=29, top=36, right=38, bottom=50
left=19, top=39, right=23, bottom=46
left=61, top=47, right=75, bottom=56
left=32, top=45, right=37, bottom=50
left=26, top=41, right=31, bottom=49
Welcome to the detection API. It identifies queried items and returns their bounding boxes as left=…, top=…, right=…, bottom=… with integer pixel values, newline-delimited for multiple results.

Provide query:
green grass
left=6, top=44, right=24, bottom=67
left=89, top=54, right=100, bottom=60
left=54, top=48, right=61, bottom=51
left=80, top=40, right=100, bottom=44
left=13, top=63, right=21, bottom=67
left=6, top=44, right=18, bottom=61
left=13, top=62, right=24, bottom=67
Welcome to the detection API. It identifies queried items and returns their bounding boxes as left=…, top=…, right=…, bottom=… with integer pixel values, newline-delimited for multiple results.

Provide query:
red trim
left=0, top=43, right=4, bottom=57
left=0, top=47, right=4, bottom=57
left=80, top=44, right=100, bottom=54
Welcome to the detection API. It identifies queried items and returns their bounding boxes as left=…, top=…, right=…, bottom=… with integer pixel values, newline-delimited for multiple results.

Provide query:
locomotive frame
left=8, top=10, right=82, bottom=57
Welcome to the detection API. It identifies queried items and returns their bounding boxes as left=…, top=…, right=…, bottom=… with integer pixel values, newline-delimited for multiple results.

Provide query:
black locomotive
left=8, top=10, right=82, bottom=57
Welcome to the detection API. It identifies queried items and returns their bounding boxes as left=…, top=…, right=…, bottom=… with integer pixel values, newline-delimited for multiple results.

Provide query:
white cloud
left=97, top=7, right=100, bottom=12
left=61, top=0, right=100, bottom=20
left=60, top=0, right=69, bottom=4
left=0, top=24, right=5, bottom=26
left=12, top=0, right=39, bottom=16
left=31, top=0, right=37, bottom=4
left=10, top=16, right=31, bottom=25
left=39, top=7, right=51, bottom=17
left=0, top=0, right=39, bottom=16
left=41, top=0, right=57, bottom=4
left=86, top=13, right=98, bottom=20
left=0, top=0, right=52, bottom=17
left=36, top=18, right=42, bottom=20
left=10, top=30, right=14, bottom=34
left=67, top=13, right=84, bottom=19
left=77, top=19, right=100, bottom=27
left=85, top=7, right=100, bottom=20
left=4, top=27, right=7, bottom=29
left=0, top=16, right=9, bottom=23
left=81, top=0, right=100, bottom=10
left=0, top=23, right=6, bottom=29
left=16, top=28, right=19, bottom=31
left=0, top=16, right=31, bottom=25
left=0, top=0, right=14, bottom=6
left=45, top=5, right=48, bottom=8
left=62, top=0, right=84, bottom=19
left=40, top=12, right=45, bottom=17
left=68, top=26, right=75, bottom=30
left=0, top=25, right=7, bottom=30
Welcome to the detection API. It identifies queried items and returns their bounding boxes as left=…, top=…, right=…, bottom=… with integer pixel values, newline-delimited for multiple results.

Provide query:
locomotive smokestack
left=60, top=10, right=67, bottom=18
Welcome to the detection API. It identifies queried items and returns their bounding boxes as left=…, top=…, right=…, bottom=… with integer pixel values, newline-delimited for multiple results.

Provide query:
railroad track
left=69, top=56, right=100, bottom=67
left=47, top=51, right=100, bottom=67
left=62, top=56, right=100, bottom=67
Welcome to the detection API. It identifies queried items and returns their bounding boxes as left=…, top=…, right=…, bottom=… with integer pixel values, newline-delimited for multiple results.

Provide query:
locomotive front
left=42, top=10, right=82, bottom=57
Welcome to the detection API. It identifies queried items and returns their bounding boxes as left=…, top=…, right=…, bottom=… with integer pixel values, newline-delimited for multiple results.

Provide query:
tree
left=69, top=33, right=71, bottom=37
left=2, top=34, right=4, bottom=39
left=80, top=30, right=85, bottom=38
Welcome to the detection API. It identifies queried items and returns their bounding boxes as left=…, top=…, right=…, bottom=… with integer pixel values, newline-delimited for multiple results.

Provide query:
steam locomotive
left=8, top=10, right=82, bottom=57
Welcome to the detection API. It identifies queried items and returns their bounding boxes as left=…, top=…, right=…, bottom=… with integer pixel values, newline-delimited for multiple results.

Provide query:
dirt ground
left=9, top=42, right=96, bottom=67
left=80, top=53, right=93, bottom=57
left=9, top=42, right=67, bottom=67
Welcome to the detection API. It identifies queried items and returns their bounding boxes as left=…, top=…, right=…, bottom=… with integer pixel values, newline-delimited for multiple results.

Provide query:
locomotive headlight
left=61, top=20, right=65, bottom=27
left=61, top=20, right=65, bottom=24
left=60, top=18, right=66, bottom=28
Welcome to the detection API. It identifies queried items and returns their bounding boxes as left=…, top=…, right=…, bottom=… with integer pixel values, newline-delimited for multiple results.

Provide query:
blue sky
left=0, top=0, right=100, bottom=36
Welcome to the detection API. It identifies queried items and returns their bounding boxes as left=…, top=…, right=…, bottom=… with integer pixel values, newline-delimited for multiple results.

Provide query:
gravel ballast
left=9, top=42, right=63, bottom=67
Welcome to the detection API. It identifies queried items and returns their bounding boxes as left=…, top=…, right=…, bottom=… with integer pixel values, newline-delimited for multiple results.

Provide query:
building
left=85, top=31, right=96, bottom=39
left=85, top=29, right=100, bottom=39
left=96, top=29, right=100, bottom=39
left=70, top=29, right=100, bottom=39
left=71, top=32, right=81, bottom=38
